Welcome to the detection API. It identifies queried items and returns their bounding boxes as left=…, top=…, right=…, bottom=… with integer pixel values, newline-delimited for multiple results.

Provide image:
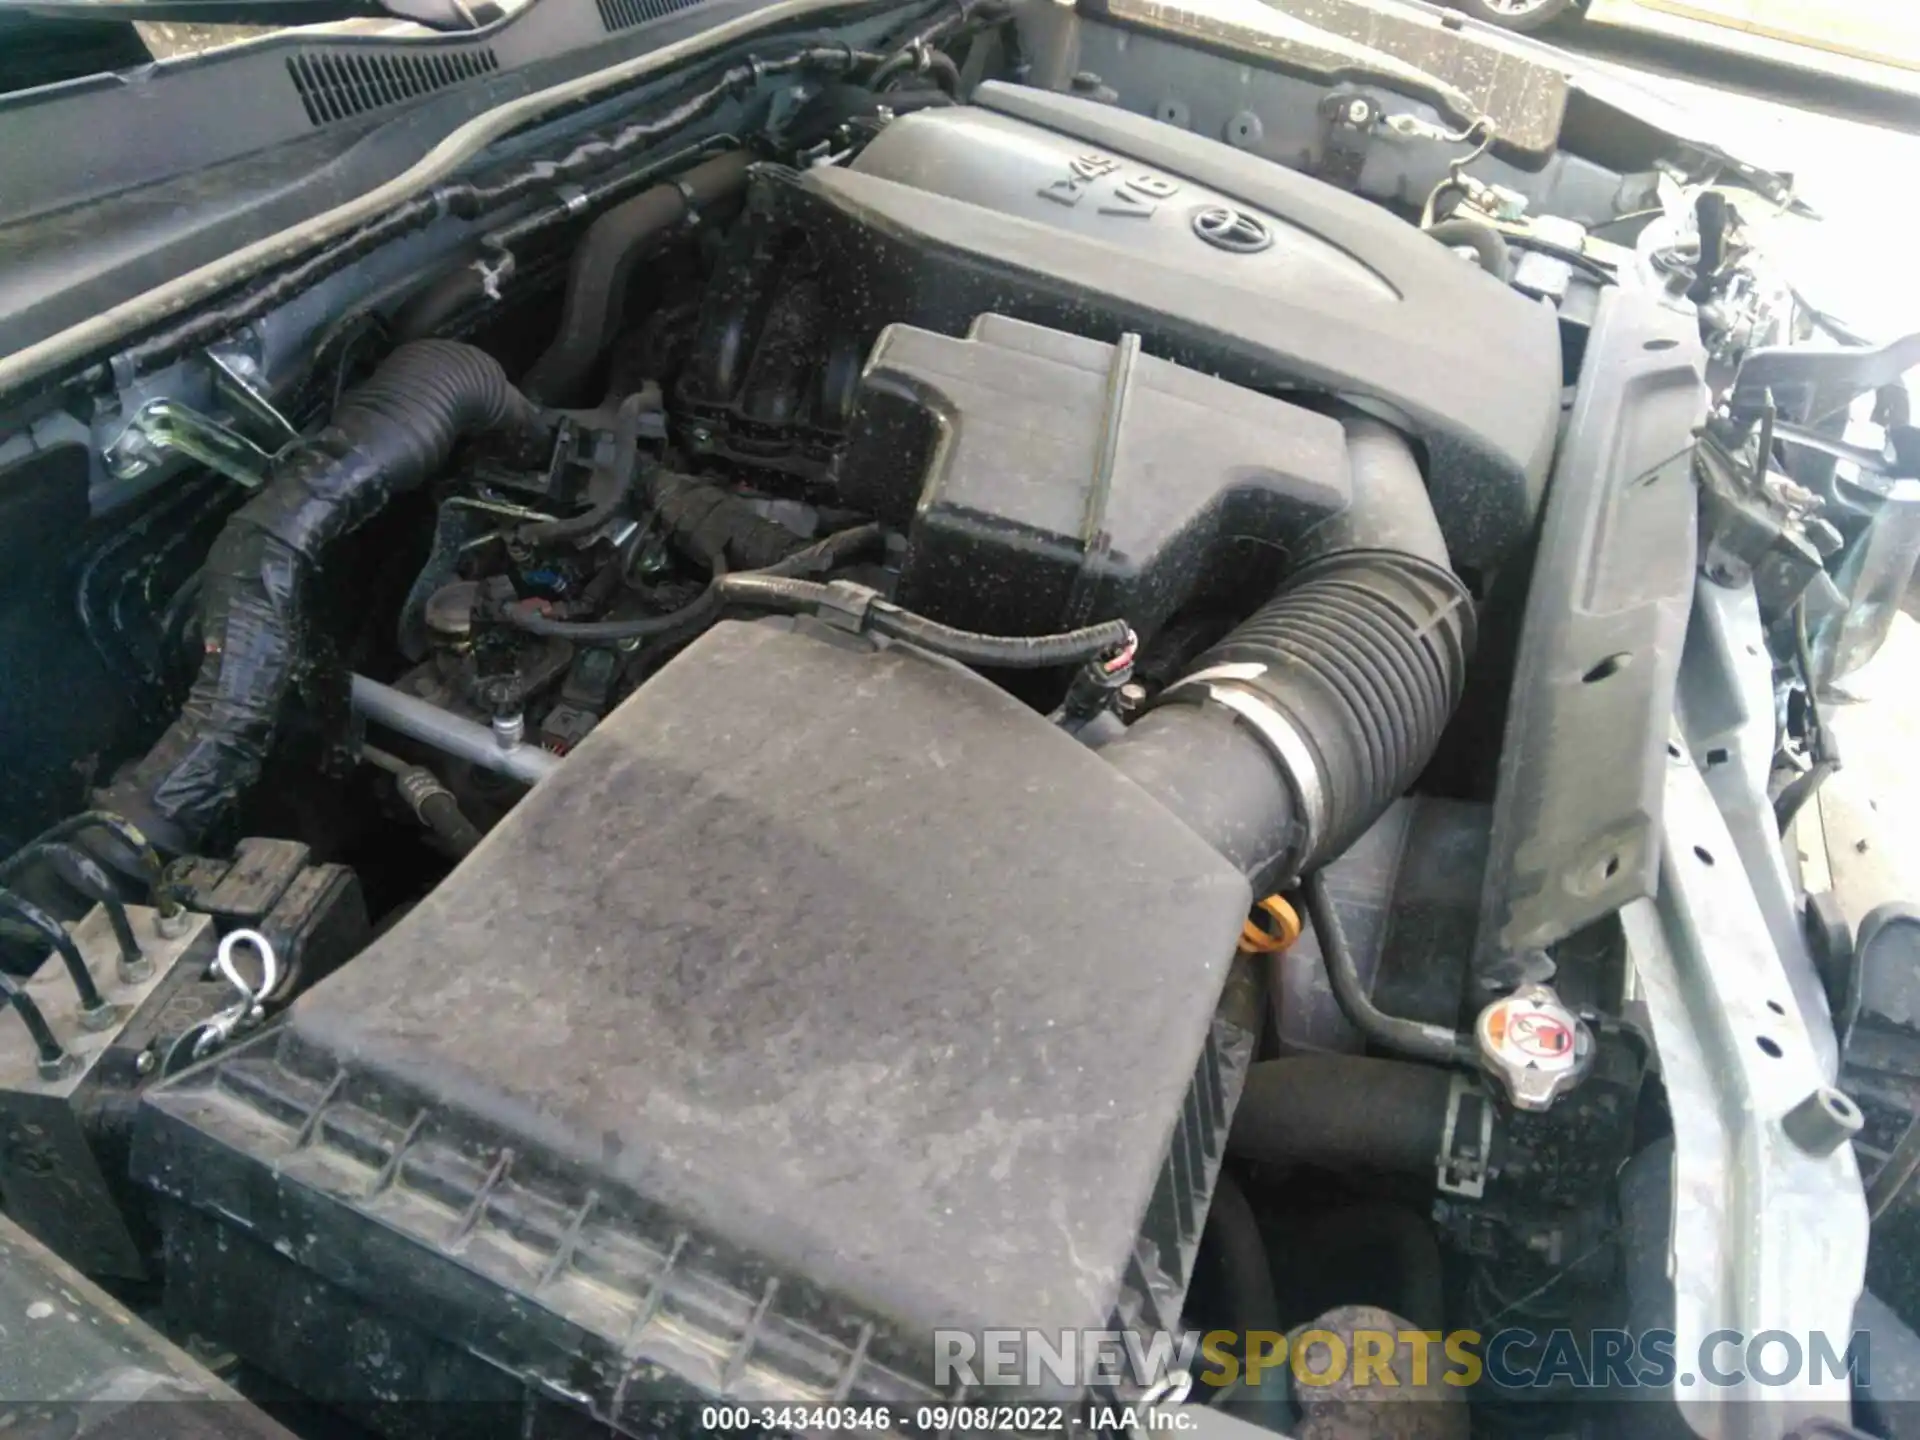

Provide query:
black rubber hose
left=1305, top=869, right=1476, bottom=1067
left=1107, top=553, right=1471, bottom=886
left=522, top=151, right=752, bottom=405
left=1506, top=233, right=1620, bottom=286
left=505, top=566, right=725, bottom=642
left=391, top=253, right=490, bottom=341
left=867, top=606, right=1132, bottom=669
left=0, top=973, right=66, bottom=1071
left=875, top=47, right=962, bottom=95
left=0, top=888, right=107, bottom=1017
left=510, top=522, right=887, bottom=643
left=517, top=391, right=647, bottom=546
left=1230, top=1054, right=1453, bottom=1175
left=1427, top=217, right=1511, bottom=283
left=395, top=765, right=486, bottom=857
left=1202, top=1171, right=1283, bottom=1337
left=1196, top=1170, right=1291, bottom=1428
left=1102, top=421, right=1472, bottom=889
left=103, top=340, right=545, bottom=851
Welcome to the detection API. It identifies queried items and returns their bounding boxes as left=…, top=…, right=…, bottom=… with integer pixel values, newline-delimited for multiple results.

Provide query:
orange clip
left=1239, top=894, right=1302, bottom=955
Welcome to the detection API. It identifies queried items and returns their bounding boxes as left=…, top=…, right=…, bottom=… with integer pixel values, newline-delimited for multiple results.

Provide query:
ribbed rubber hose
left=1103, top=420, right=1472, bottom=890
left=1204, top=551, right=1473, bottom=868
left=1107, top=553, right=1471, bottom=890
left=104, top=340, right=543, bottom=850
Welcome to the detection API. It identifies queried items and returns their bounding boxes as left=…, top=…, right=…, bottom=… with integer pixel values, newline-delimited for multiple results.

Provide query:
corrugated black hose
left=1102, top=419, right=1475, bottom=892
left=103, top=340, right=546, bottom=852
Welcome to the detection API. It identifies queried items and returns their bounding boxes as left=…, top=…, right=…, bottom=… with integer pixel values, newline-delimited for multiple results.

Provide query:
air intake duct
left=1104, top=420, right=1474, bottom=890
left=104, top=340, right=545, bottom=851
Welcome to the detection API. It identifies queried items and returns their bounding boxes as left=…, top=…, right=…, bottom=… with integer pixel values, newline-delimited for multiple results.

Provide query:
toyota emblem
left=1191, top=205, right=1273, bottom=254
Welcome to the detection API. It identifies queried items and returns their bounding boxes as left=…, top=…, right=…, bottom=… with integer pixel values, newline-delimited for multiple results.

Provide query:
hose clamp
left=1158, top=667, right=1328, bottom=868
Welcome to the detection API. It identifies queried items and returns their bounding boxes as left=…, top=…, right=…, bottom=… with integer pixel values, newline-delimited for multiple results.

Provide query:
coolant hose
left=1103, top=420, right=1473, bottom=891
left=1230, top=1055, right=1452, bottom=1175
left=105, top=340, right=544, bottom=851
left=522, top=151, right=753, bottom=405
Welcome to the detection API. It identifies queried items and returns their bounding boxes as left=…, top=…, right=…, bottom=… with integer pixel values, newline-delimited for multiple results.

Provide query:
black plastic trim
left=597, top=0, right=705, bottom=32
left=0, top=0, right=827, bottom=228
left=1474, top=286, right=1707, bottom=964
left=0, top=0, right=916, bottom=369
left=287, top=46, right=502, bottom=125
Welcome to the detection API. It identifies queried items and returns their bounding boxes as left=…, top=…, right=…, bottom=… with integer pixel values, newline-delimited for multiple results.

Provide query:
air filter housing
left=135, top=619, right=1254, bottom=1428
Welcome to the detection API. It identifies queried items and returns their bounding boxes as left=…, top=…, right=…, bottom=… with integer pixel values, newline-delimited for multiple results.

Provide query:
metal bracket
left=1315, top=90, right=1377, bottom=190
left=1621, top=746, right=1865, bottom=1433
left=105, top=398, right=276, bottom=490
left=207, top=346, right=300, bottom=451
left=1730, top=330, right=1920, bottom=428
left=1773, top=418, right=1920, bottom=481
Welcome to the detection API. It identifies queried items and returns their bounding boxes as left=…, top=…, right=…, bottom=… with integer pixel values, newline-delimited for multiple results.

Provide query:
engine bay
left=0, top=0, right=1905, bottom=1434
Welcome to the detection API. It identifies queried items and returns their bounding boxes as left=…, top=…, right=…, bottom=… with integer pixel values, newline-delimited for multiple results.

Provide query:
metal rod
left=351, top=675, right=561, bottom=786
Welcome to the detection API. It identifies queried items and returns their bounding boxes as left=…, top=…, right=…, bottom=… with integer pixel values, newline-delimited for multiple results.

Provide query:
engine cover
left=134, top=620, right=1254, bottom=1420
left=804, top=84, right=1563, bottom=570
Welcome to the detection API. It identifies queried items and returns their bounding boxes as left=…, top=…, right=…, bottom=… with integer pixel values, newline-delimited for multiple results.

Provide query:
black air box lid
left=136, top=621, right=1252, bottom=1409
left=841, top=313, right=1351, bottom=638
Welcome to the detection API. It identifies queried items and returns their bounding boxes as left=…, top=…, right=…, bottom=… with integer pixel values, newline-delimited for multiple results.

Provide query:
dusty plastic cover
left=136, top=620, right=1253, bottom=1411
left=841, top=313, right=1351, bottom=637
left=832, top=86, right=1563, bottom=569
